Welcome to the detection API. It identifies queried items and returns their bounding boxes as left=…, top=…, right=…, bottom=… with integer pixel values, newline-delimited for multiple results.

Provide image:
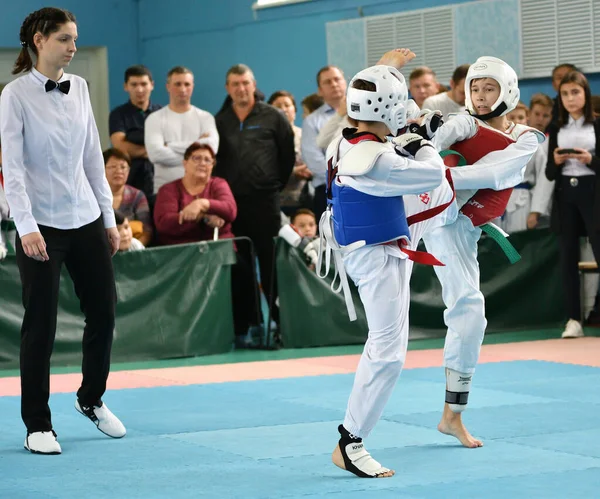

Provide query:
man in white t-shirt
left=145, top=66, right=219, bottom=193
left=422, top=64, right=470, bottom=118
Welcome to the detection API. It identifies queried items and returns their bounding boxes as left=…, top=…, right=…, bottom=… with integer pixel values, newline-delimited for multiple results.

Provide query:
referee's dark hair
left=14, top=8, right=77, bottom=75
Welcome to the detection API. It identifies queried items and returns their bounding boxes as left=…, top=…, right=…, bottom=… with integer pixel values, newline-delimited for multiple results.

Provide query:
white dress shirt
left=145, top=105, right=219, bottom=193
left=558, top=115, right=596, bottom=177
left=0, top=67, right=115, bottom=236
left=422, top=92, right=465, bottom=118
left=301, top=103, right=336, bottom=188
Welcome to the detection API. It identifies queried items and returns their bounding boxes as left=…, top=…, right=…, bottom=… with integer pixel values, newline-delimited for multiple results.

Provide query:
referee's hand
left=106, top=227, right=120, bottom=257
left=21, top=232, right=49, bottom=262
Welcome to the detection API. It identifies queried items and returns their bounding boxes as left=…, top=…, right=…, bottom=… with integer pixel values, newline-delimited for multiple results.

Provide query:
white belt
left=317, top=209, right=365, bottom=321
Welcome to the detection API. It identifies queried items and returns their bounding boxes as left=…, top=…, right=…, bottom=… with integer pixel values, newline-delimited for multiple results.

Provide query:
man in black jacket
left=214, top=64, right=295, bottom=343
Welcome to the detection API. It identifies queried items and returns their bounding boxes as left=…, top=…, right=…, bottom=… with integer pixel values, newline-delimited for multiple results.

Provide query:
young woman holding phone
left=545, top=71, right=600, bottom=338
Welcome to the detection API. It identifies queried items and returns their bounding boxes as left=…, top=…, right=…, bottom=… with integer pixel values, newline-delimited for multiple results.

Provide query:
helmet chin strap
left=470, top=101, right=508, bottom=121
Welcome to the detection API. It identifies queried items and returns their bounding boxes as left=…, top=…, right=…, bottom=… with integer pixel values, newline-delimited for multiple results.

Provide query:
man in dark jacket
left=214, top=64, right=295, bottom=344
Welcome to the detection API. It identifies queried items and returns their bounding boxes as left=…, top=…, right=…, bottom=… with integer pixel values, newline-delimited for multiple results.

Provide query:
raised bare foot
left=332, top=443, right=395, bottom=478
left=437, top=404, right=483, bottom=448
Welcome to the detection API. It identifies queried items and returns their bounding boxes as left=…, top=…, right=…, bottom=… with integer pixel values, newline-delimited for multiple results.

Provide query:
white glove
left=303, top=239, right=320, bottom=267
left=392, top=133, right=434, bottom=158
left=0, top=243, right=7, bottom=261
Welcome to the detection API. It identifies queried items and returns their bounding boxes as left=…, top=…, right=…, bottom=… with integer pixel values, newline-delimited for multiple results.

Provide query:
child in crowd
left=115, top=210, right=145, bottom=252
left=506, top=101, right=528, bottom=126
left=499, top=98, right=554, bottom=232
left=279, top=208, right=320, bottom=268
left=301, top=93, right=324, bottom=118
left=291, top=208, right=317, bottom=238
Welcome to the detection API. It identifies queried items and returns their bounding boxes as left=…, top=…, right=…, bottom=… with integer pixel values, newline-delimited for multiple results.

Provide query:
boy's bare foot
left=437, top=404, right=483, bottom=448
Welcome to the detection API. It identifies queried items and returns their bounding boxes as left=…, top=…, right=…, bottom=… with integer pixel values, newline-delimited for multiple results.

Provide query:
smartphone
left=557, top=148, right=578, bottom=154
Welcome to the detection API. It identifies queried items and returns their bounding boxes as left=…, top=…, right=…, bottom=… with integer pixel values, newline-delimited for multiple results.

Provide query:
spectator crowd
left=1, top=58, right=600, bottom=345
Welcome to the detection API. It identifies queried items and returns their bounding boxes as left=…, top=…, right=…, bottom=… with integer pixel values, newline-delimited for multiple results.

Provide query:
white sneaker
left=24, top=431, right=62, bottom=455
left=75, top=400, right=126, bottom=438
left=561, top=319, right=584, bottom=338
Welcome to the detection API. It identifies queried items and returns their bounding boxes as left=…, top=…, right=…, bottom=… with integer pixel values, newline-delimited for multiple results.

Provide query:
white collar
left=30, top=67, right=68, bottom=86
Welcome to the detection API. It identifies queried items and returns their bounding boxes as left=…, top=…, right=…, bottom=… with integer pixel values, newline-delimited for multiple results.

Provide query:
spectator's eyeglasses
left=189, top=155, right=214, bottom=164
left=106, top=163, right=130, bottom=171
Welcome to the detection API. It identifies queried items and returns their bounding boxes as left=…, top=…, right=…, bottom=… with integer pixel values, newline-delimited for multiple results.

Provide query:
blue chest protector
left=329, top=181, right=409, bottom=247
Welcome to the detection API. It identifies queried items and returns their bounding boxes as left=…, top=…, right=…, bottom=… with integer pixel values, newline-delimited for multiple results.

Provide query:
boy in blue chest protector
left=318, top=64, right=458, bottom=478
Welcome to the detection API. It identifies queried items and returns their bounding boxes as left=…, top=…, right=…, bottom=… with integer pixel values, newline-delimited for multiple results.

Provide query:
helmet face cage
left=346, top=65, right=409, bottom=135
left=464, top=57, right=520, bottom=117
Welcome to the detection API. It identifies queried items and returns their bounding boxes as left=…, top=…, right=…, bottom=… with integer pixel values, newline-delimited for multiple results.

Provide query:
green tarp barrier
left=0, top=229, right=566, bottom=368
left=278, top=228, right=565, bottom=348
left=0, top=241, right=236, bottom=369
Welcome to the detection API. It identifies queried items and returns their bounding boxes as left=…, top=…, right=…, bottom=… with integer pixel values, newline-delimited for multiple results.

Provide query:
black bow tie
left=45, top=79, right=70, bottom=95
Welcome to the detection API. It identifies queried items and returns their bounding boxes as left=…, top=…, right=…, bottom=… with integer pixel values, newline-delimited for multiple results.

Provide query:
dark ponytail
left=13, top=7, right=77, bottom=75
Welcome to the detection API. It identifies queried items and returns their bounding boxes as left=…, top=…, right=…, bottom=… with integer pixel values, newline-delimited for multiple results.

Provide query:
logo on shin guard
left=458, top=376, right=472, bottom=385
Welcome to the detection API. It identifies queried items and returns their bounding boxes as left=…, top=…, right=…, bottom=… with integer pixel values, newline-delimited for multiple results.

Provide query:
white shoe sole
left=24, top=437, right=61, bottom=455
left=561, top=332, right=584, bottom=338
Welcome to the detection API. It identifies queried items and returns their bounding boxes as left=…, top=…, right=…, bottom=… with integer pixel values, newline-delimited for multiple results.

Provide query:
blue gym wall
left=137, top=0, right=600, bottom=122
left=2, top=1, right=599, bottom=123
left=1, top=1, right=139, bottom=112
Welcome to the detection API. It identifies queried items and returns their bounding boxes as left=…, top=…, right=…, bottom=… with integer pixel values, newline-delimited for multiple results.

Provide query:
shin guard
left=445, top=368, right=472, bottom=413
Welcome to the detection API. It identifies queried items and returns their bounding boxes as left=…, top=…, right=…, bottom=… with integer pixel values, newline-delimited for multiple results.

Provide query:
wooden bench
left=579, top=261, right=599, bottom=272
left=578, top=261, right=599, bottom=322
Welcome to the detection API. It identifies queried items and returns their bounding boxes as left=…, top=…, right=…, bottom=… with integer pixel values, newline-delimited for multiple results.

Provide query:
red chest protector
left=443, top=124, right=515, bottom=227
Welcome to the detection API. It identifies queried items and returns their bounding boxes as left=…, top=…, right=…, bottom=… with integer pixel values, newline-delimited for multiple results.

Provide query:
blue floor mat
left=0, top=361, right=598, bottom=498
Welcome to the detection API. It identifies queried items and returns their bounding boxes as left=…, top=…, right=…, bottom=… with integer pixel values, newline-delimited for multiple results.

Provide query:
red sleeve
left=206, top=177, right=237, bottom=223
left=153, top=182, right=185, bottom=236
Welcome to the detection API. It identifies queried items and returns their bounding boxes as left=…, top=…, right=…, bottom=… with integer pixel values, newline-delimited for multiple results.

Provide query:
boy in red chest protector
left=423, top=57, right=545, bottom=447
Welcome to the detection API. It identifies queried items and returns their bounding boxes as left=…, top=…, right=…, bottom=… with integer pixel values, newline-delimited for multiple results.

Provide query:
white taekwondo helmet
left=346, top=65, right=409, bottom=136
left=464, top=56, right=520, bottom=118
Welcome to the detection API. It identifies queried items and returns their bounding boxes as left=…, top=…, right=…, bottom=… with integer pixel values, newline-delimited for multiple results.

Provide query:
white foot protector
left=24, top=431, right=62, bottom=455
left=337, top=425, right=391, bottom=478
left=75, top=400, right=126, bottom=438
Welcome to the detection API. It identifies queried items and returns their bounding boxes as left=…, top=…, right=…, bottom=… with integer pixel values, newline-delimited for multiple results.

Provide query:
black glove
left=407, top=111, right=444, bottom=139
left=392, top=133, right=434, bottom=158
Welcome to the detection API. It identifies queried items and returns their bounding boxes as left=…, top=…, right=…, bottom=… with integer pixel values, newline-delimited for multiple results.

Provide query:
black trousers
left=557, top=176, right=600, bottom=320
left=232, top=193, right=281, bottom=325
left=127, top=159, right=154, bottom=202
left=231, top=248, right=262, bottom=336
left=15, top=217, right=116, bottom=433
left=313, top=184, right=327, bottom=226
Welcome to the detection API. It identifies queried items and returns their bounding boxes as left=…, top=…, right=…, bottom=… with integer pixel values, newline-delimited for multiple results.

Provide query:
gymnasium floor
left=0, top=330, right=598, bottom=498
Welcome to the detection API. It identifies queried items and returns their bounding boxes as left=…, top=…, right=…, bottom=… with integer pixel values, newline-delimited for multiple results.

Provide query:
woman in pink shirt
left=154, top=143, right=236, bottom=244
